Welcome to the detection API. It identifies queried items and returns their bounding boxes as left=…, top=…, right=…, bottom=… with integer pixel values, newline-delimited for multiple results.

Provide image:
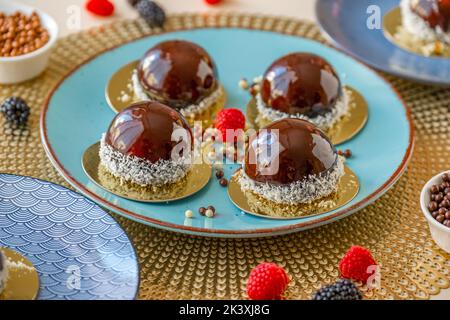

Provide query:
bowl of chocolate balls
left=0, top=0, right=58, bottom=84
left=421, top=171, right=450, bottom=253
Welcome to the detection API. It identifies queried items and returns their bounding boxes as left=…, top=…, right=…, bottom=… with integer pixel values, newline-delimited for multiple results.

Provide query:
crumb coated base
left=228, top=162, right=359, bottom=219
left=237, top=156, right=345, bottom=205
left=242, top=185, right=341, bottom=219
left=98, top=164, right=189, bottom=201
left=99, top=135, right=191, bottom=187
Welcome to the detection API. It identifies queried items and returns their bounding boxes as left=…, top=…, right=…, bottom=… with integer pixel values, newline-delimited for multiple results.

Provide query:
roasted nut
left=0, top=11, right=50, bottom=57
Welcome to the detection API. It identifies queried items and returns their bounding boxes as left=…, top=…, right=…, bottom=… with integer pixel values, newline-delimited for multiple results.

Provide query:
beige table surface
left=16, top=0, right=449, bottom=300
left=19, top=0, right=315, bottom=37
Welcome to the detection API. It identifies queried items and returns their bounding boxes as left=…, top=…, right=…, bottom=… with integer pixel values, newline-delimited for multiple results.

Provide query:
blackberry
left=312, top=279, right=362, bottom=300
left=128, top=0, right=140, bottom=7
left=0, top=97, right=30, bottom=126
left=136, top=1, right=166, bottom=28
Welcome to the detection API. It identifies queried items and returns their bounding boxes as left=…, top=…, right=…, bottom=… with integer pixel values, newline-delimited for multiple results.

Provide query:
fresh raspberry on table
left=247, top=262, right=289, bottom=300
left=214, top=108, right=246, bottom=142
left=204, top=0, right=222, bottom=5
left=86, top=0, right=115, bottom=17
left=339, top=246, right=377, bottom=284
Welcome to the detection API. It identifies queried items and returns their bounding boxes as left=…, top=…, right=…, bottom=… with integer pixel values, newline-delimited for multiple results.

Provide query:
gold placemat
left=0, top=14, right=449, bottom=300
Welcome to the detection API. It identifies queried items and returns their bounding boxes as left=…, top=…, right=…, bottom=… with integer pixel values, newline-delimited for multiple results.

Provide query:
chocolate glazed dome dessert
left=99, top=101, right=193, bottom=187
left=254, top=52, right=350, bottom=131
left=401, top=0, right=450, bottom=44
left=131, top=40, right=226, bottom=121
left=238, top=118, right=345, bottom=205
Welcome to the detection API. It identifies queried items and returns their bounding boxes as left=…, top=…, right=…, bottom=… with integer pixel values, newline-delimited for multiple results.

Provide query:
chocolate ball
left=411, top=0, right=450, bottom=32
left=105, top=101, right=193, bottom=163
left=137, top=40, right=218, bottom=108
left=244, top=118, right=338, bottom=185
left=260, top=53, right=342, bottom=118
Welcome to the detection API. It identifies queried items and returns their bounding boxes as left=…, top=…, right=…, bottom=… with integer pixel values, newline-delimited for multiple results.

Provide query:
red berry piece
left=214, top=108, right=246, bottom=142
left=86, top=0, right=115, bottom=17
left=204, top=0, right=222, bottom=5
left=247, top=262, right=289, bottom=300
left=339, top=246, right=377, bottom=284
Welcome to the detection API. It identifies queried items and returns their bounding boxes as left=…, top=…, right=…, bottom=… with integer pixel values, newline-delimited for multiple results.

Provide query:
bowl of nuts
left=0, top=0, right=58, bottom=84
left=420, top=170, right=450, bottom=253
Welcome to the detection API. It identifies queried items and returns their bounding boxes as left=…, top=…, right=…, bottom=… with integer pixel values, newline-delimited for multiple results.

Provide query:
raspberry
left=313, top=279, right=362, bottom=300
left=136, top=0, right=166, bottom=28
left=247, top=262, right=289, bottom=300
left=1, top=97, right=30, bottom=127
left=339, top=246, right=377, bottom=283
left=86, top=0, right=115, bottom=17
left=214, top=108, right=246, bottom=142
left=204, top=0, right=222, bottom=5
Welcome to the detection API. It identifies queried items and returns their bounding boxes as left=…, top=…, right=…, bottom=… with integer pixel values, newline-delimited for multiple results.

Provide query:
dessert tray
left=0, top=174, right=139, bottom=300
left=316, top=0, right=450, bottom=86
left=41, top=25, right=413, bottom=237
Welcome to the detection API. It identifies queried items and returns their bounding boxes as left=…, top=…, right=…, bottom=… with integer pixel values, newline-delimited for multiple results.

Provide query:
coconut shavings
left=237, top=156, right=345, bottom=205
left=255, top=87, right=350, bottom=132
left=400, top=0, right=450, bottom=45
left=99, top=134, right=192, bottom=187
left=131, top=70, right=223, bottom=118
left=7, top=260, right=35, bottom=271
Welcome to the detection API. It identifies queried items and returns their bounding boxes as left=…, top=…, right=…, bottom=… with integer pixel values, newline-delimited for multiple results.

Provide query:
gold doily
left=0, top=14, right=449, bottom=300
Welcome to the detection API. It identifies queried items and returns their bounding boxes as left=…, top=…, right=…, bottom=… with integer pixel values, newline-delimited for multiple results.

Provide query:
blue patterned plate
left=0, top=174, right=139, bottom=300
left=41, top=28, right=413, bottom=238
left=316, top=0, right=450, bottom=85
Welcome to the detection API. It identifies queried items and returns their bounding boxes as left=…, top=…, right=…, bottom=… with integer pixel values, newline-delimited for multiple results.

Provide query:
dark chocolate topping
left=137, top=40, right=218, bottom=109
left=260, top=52, right=341, bottom=118
left=105, top=101, right=193, bottom=163
left=244, top=118, right=337, bottom=185
left=411, top=0, right=450, bottom=32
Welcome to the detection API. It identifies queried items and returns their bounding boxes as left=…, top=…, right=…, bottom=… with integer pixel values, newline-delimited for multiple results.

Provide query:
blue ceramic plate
left=316, top=0, right=450, bottom=85
left=0, top=174, right=139, bottom=300
left=41, top=28, right=414, bottom=238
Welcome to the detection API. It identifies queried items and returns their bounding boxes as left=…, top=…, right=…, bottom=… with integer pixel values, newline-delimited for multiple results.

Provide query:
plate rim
left=40, top=23, right=415, bottom=237
left=315, top=0, right=450, bottom=86
left=0, top=172, right=141, bottom=300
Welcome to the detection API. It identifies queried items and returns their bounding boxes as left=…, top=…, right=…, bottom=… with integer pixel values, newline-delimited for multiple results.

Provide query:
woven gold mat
left=0, top=14, right=449, bottom=300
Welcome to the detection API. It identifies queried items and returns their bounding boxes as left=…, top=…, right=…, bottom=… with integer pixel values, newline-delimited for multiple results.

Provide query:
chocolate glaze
left=244, top=118, right=338, bottom=185
left=411, top=0, right=450, bottom=32
left=260, top=52, right=342, bottom=118
left=0, top=250, right=3, bottom=271
left=137, top=40, right=218, bottom=109
left=105, top=101, right=193, bottom=163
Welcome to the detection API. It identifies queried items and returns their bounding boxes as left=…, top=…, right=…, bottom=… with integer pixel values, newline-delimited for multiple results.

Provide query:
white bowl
left=0, top=0, right=58, bottom=84
left=420, top=170, right=450, bottom=253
